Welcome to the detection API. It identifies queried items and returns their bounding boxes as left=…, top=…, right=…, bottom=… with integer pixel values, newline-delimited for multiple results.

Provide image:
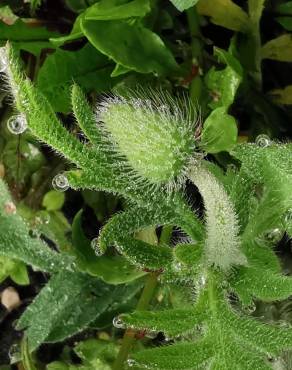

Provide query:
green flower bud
left=98, top=94, right=196, bottom=185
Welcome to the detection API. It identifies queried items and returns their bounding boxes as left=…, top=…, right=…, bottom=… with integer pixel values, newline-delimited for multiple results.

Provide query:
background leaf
left=16, top=271, right=142, bottom=350
left=81, top=19, right=179, bottom=75
left=37, top=43, right=117, bottom=112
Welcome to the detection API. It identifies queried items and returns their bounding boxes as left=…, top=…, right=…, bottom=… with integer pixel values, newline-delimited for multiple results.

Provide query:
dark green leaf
left=201, top=107, right=238, bottom=153
left=0, top=179, right=74, bottom=274
left=169, top=0, right=199, bottom=11
left=71, top=210, right=145, bottom=283
left=85, top=0, right=151, bottom=20
left=16, top=271, right=142, bottom=350
left=37, top=43, right=116, bottom=113
left=81, top=19, right=178, bottom=75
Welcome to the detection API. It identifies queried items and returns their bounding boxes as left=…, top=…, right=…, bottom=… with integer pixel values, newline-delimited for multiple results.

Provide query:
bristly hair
left=95, top=87, right=203, bottom=194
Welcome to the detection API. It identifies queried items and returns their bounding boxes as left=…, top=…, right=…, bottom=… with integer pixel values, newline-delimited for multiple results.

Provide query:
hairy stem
left=188, top=163, right=247, bottom=270
left=113, top=225, right=172, bottom=370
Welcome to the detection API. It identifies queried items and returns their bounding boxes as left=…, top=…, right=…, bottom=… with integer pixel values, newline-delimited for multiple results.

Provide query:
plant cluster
left=0, top=1, right=292, bottom=370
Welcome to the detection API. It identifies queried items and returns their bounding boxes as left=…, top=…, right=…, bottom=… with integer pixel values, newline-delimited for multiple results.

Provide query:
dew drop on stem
left=52, top=173, right=69, bottom=192
left=127, top=358, right=137, bottom=367
left=113, top=316, right=125, bottom=329
left=7, top=114, right=27, bottom=135
left=91, top=237, right=103, bottom=256
left=255, top=134, right=271, bottom=148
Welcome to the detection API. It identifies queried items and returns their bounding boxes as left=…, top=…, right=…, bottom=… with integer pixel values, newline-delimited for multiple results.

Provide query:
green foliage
left=47, top=339, right=117, bottom=370
left=37, top=44, right=117, bottom=113
left=0, top=178, right=74, bottom=273
left=1, top=1, right=292, bottom=369
left=16, top=270, right=142, bottom=350
left=0, top=256, right=29, bottom=285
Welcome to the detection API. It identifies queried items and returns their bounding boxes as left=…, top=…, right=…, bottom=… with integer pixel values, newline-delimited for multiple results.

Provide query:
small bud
left=98, top=94, right=196, bottom=185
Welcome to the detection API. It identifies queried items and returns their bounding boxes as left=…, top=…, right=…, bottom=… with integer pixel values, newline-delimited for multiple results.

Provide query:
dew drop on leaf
left=90, top=237, right=103, bottom=256
left=113, top=316, right=125, bottom=329
left=8, top=343, right=21, bottom=363
left=127, top=358, right=137, bottom=367
left=52, top=173, right=69, bottom=192
left=7, top=114, right=27, bottom=135
left=255, top=134, right=271, bottom=148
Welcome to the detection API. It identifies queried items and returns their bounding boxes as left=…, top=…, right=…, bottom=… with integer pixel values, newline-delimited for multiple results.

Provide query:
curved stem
left=112, top=225, right=172, bottom=370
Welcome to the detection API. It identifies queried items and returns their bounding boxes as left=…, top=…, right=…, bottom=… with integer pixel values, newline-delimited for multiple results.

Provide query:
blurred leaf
left=0, top=179, right=74, bottom=274
left=269, top=86, right=292, bottom=105
left=42, top=190, right=65, bottom=211
left=85, top=0, right=151, bottom=20
left=205, top=47, right=242, bottom=109
left=0, top=256, right=29, bottom=285
left=0, top=19, right=59, bottom=44
left=276, top=17, right=292, bottom=31
left=72, top=210, right=145, bottom=284
left=81, top=19, right=179, bottom=75
left=0, top=6, right=18, bottom=25
left=12, top=40, right=55, bottom=57
left=65, top=0, right=96, bottom=13
left=261, top=34, right=292, bottom=62
left=47, top=339, right=116, bottom=370
left=2, top=139, right=46, bottom=187
left=201, top=107, right=238, bottom=153
left=16, top=270, right=142, bottom=350
left=276, top=1, right=292, bottom=15
left=75, top=339, right=117, bottom=367
left=37, top=43, right=116, bottom=113
left=169, top=0, right=199, bottom=11
left=197, top=0, right=249, bottom=32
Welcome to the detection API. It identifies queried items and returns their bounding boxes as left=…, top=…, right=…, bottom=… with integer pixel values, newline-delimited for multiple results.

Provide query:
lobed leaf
left=0, top=179, right=74, bottom=273
left=17, top=271, right=142, bottom=350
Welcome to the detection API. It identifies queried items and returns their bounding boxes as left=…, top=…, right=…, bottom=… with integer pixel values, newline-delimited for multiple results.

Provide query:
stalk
left=248, top=0, right=265, bottom=89
left=186, top=6, right=203, bottom=105
left=112, top=225, right=172, bottom=370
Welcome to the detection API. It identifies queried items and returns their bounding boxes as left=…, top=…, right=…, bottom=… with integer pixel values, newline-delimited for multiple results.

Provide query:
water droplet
left=7, top=114, right=27, bottom=135
left=255, top=134, right=271, bottom=148
left=52, top=173, right=69, bottom=192
left=91, top=237, right=103, bottom=256
left=266, top=228, right=283, bottom=244
left=9, top=343, right=21, bottom=363
left=113, top=316, right=125, bottom=329
left=127, top=358, right=137, bottom=367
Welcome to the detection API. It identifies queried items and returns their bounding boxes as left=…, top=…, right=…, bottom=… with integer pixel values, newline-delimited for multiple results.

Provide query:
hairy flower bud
left=97, top=93, right=196, bottom=186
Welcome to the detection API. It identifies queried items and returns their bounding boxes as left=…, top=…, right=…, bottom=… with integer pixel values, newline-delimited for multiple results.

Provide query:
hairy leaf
left=0, top=179, right=74, bottom=273
left=16, top=271, right=142, bottom=350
